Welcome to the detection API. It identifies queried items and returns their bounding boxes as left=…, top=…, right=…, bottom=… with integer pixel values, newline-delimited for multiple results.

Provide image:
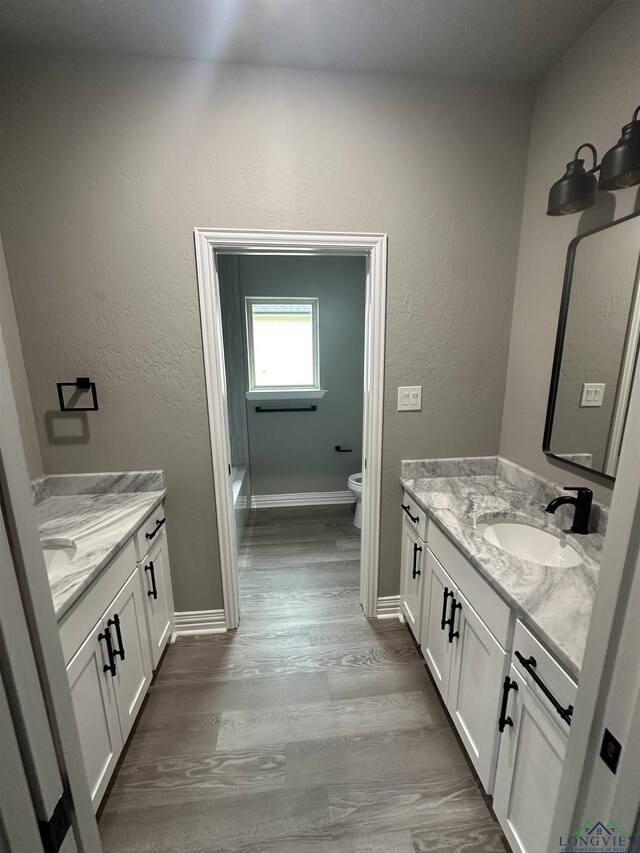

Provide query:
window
left=245, top=297, right=320, bottom=391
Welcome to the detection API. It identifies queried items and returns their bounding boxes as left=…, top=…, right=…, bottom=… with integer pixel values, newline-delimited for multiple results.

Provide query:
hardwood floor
left=99, top=505, right=506, bottom=852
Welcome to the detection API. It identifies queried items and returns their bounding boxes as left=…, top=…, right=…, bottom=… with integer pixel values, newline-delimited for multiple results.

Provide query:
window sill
left=245, top=389, right=328, bottom=401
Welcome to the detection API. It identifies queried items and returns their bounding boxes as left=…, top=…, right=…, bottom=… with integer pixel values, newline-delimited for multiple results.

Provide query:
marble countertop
left=34, top=472, right=166, bottom=621
left=401, top=459, right=604, bottom=679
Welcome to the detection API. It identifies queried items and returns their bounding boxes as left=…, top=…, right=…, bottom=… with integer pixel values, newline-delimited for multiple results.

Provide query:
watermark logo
left=559, top=821, right=640, bottom=851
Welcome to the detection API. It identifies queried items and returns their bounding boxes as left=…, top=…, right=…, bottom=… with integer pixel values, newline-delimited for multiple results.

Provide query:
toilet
left=347, top=472, right=363, bottom=529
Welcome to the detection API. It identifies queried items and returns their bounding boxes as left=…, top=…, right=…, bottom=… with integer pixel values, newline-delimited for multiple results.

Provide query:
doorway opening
left=194, top=230, right=387, bottom=628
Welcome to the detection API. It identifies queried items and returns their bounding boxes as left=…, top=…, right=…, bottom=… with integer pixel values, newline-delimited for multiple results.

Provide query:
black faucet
left=545, top=487, right=593, bottom=534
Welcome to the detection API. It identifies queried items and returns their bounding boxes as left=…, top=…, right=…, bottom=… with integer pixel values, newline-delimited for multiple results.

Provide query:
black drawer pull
left=515, top=651, right=573, bottom=725
left=108, top=613, right=125, bottom=661
left=145, top=517, right=166, bottom=541
left=448, top=599, right=462, bottom=643
left=98, top=626, right=117, bottom=677
left=498, top=676, right=518, bottom=732
left=402, top=504, right=419, bottom=524
left=412, top=543, right=422, bottom=579
left=145, top=560, right=158, bottom=600
left=441, top=587, right=454, bottom=630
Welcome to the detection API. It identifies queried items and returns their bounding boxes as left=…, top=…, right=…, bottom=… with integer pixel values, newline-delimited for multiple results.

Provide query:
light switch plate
left=580, top=383, right=605, bottom=408
left=398, top=386, right=422, bottom=411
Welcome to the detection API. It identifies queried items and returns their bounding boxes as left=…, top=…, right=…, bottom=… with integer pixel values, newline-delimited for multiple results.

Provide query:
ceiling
left=0, top=0, right=614, bottom=85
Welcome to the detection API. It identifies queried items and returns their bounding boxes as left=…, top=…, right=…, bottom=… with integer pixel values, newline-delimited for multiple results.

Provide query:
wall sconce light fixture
left=547, top=105, right=640, bottom=216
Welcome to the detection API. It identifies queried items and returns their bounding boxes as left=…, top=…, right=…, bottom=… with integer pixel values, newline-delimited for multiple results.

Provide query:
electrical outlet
left=398, top=386, right=422, bottom=411
left=580, top=383, right=605, bottom=407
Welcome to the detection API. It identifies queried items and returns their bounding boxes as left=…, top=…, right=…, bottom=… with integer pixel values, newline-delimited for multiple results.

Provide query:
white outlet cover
left=398, top=386, right=422, bottom=411
left=580, top=383, right=605, bottom=408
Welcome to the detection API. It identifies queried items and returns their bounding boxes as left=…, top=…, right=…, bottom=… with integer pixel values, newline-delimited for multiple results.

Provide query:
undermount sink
left=477, top=519, right=582, bottom=568
left=41, top=539, right=77, bottom=575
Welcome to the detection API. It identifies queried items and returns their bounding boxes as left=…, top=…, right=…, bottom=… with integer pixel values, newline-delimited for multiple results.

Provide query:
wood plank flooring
left=99, top=505, right=506, bottom=852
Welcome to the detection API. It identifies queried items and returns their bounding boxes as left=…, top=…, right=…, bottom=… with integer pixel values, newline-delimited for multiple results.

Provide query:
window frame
left=244, top=296, right=320, bottom=392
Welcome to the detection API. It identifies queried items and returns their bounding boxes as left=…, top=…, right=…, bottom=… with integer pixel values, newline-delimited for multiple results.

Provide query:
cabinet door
left=140, top=531, right=174, bottom=669
left=108, top=569, right=152, bottom=742
left=422, top=550, right=455, bottom=697
left=400, top=517, right=424, bottom=639
left=447, top=588, right=507, bottom=793
left=493, top=664, right=569, bottom=853
left=66, top=619, right=122, bottom=810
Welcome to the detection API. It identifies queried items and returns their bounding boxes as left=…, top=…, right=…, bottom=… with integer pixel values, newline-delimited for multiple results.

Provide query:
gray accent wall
left=500, top=0, right=640, bottom=504
left=0, top=50, right=532, bottom=607
left=237, top=254, right=365, bottom=496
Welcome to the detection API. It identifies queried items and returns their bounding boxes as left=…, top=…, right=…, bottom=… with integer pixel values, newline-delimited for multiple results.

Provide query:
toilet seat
left=348, top=473, right=363, bottom=495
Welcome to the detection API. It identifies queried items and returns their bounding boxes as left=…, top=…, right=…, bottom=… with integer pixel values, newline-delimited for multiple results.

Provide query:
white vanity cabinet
left=136, top=515, right=175, bottom=669
left=400, top=517, right=425, bottom=637
left=66, top=619, right=122, bottom=806
left=493, top=621, right=576, bottom=853
left=60, top=505, right=174, bottom=811
left=108, top=569, right=153, bottom=740
left=399, top=493, right=428, bottom=638
left=420, top=535, right=509, bottom=792
left=401, top=487, right=580, bottom=846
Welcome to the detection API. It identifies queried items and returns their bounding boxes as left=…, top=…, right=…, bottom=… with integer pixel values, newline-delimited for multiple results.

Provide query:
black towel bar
left=255, top=405, right=317, bottom=413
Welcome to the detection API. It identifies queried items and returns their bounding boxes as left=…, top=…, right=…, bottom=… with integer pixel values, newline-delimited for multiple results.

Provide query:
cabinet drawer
left=134, top=503, right=166, bottom=560
left=512, top=620, right=577, bottom=727
left=428, top=523, right=511, bottom=648
left=59, top=538, right=137, bottom=665
left=401, top=491, right=428, bottom=541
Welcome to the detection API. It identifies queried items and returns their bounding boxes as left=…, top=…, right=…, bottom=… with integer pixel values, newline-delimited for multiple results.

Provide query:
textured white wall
left=500, top=0, right=640, bottom=503
left=0, top=50, right=531, bottom=606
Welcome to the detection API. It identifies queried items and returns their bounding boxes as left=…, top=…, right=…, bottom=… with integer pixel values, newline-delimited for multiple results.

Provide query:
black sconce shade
left=547, top=144, right=598, bottom=216
left=598, top=105, right=640, bottom=191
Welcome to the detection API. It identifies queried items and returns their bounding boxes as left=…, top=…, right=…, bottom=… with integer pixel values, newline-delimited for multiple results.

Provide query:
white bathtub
left=231, top=465, right=249, bottom=549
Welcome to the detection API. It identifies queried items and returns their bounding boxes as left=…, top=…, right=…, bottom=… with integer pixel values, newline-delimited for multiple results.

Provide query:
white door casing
left=194, top=229, right=387, bottom=627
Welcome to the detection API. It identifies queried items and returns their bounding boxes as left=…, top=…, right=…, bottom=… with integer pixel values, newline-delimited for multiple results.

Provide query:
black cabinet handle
left=448, top=599, right=462, bottom=643
left=98, top=626, right=117, bottom=677
left=402, top=504, right=419, bottom=524
left=515, top=651, right=573, bottom=725
left=412, top=543, right=422, bottom=579
left=441, top=587, right=454, bottom=630
left=108, top=614, right=125, bottom=661
left=498, top=676, right=518, bottom=732
left=335, top=445, right=352, bottom=453
left=145, top=517, right=166, bottom=541
left=145, top=560, right=158, bottom=600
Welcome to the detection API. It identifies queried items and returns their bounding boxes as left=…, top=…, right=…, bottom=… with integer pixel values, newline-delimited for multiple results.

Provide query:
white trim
left=376, top=595, right=402, bottom=619
left=550, top=357, right=640, bottom=839
left=194, top=228, right=387, bottom=627
left=604, top=255, right=640, bottom=475
left=245, top=389, right=328, bottom=400
left=0, top=267, right=102, bottom=847
left=174, top=609, right=227, bottom=636
left=251, top=490, right=354, bottom=508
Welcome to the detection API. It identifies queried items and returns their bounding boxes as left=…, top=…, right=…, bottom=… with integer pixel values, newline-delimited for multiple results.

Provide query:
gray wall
left=500, top=0, right=640, bottom=504
left=237, top=254, right=365, bottom=496
left=0, top=49, right=532, bottom=606
left=0, top=235, right=43, bottom=480
left=218, top=255, right=250, bottom=470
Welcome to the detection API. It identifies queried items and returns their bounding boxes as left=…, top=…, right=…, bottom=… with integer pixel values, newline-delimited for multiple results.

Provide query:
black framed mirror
left=544, top=209, right=640, bottom=481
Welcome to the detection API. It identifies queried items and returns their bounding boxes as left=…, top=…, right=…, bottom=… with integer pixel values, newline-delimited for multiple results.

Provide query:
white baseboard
left=174, top=609, right=227, bottom=636
left=376, top=595, right=402, bottom=619
left=251, top=490, right=355, bottom=509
